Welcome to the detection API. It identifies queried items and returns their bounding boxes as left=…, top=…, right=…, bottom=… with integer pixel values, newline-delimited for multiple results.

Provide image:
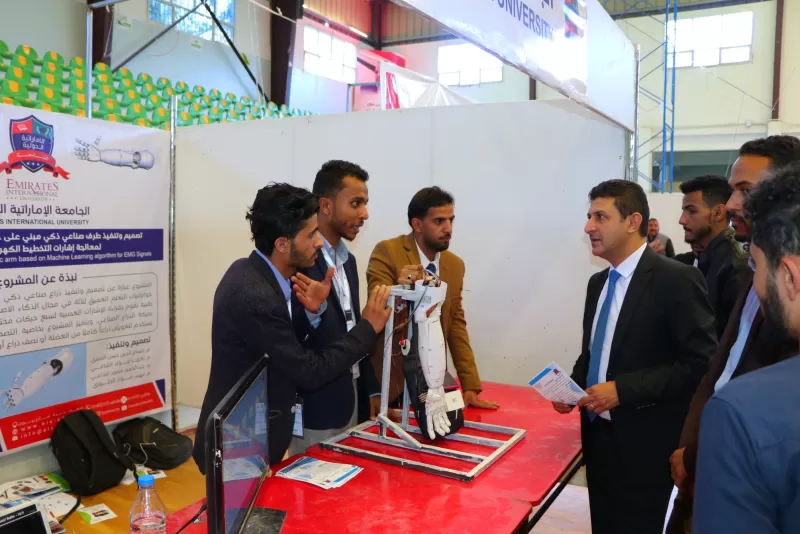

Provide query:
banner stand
left=169, top=97, right=179, bottom=431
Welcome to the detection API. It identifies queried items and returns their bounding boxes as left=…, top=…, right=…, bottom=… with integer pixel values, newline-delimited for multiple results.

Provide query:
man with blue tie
left=367, top=187, right=498, bottom=410
left=554, top=180, right=717, bottom=533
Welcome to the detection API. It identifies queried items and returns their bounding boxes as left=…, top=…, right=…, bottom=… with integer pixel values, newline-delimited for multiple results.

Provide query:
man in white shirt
left=554, top=180, right=716, bottom=534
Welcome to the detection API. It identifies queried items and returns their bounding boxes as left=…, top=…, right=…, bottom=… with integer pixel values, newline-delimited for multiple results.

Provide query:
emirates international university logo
left=0, top=115, right=69, bottom=179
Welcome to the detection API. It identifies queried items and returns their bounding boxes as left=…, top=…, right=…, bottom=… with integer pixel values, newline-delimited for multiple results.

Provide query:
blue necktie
left=586, top=269, right=621, bottom=421
left=426, top=263, right=436, bottom=274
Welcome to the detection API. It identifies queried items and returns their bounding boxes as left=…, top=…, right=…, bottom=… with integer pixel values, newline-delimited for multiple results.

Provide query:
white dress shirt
left=415, top=237, right=441, bottom=274
left=589, top=242, right=647, bottom=420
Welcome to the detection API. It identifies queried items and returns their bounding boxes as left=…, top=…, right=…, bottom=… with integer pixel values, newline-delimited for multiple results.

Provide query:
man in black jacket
left=554, top=180, right=716, bottom=533
left=288, top=161, right=382, bottom=456
left=193, top=183, right=392, bottom=470
left=678, top=175, right=748, bottom=338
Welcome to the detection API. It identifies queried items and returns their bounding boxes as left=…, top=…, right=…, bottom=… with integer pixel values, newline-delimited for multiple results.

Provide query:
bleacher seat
left=188, top=102, right=205, bottom=117
left=207, top=105, right=224, bottom=122
left=34, top=85, right=63, bottom=112
left=130, top=117, right=149, bottom=127
left=113, top=67, right=134, bottom=84
left=67, top=77, right=86, bottom=96
left=178, top=111, right=194, bottom=127
left=117, top=77, right=136, bottom=93
left=93, top=72, right=111, bottom=87
left=124, top=102, right=147, bottom=123
left=4, top=66, right=33, bottom=91
left=199, top=95, right=214, bottom=108
left=93, top=84, right=116, bottom=103
left=39, top=60, right=64, bottom=82
left=136, top=72, right=153, bottom=87
left=140, top=82, right=157, bottom=96
left=66, top=92, right=88, bottom=116
left=119, top=88, right=141, bottom=107
left=161, top=87, right=175, bottom=101
left=179, top=91, right=195, bottom=107
left=218, top=98, right=233, bottom=110
left=41, top=51, right=65, bottom=70
left=0, top=80, right=27, bottom=106
left=155, top=77, right=172, bottom=90
left=145, top=93, right=164, bottom=111
left=150, top=106, right=169, bottom=127
left=192, top=84, right=206, bottom=96
left=0, top=40, right=10, bottom=60
left=96, top=97, right=120, bottom=119
left=38, top=72, right=62, bottom=92
left=66, top=57, right=84, bottom=72
left=223, top=109, right=241, bottom=122
left=93, top=62, right=111, bottom=76
left=208, top=88, right=221, bottom=101
left=174, top=81, right=189, bottom=94
left=196, top=115, right=214, bottom=125
left=14, top=45, right=39, bottom=64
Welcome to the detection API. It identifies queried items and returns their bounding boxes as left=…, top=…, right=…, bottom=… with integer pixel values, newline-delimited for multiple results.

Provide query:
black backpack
left=50, top=410, right=134, bottom=497
left=113, top=416, right=193, bottom=470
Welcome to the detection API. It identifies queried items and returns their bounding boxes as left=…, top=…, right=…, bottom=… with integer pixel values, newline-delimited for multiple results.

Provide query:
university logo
left=0, top=115, right=68, bottom=179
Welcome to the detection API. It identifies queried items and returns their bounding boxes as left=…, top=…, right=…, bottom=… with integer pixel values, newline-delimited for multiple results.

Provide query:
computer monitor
left=205, top=356, right=270, bottom=534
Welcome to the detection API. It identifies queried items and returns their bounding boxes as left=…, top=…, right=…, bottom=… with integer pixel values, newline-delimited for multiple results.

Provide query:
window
left=667, top=11, right=753, bottom=68
left=303, top=26, right=357, bottom=84
left=437, top=43, right=503, bottom=86
left=148, top=0, right=234, bottom=44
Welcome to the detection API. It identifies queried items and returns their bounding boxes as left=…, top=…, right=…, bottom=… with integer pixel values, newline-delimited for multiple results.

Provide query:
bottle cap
left=138, top=474, right=155, bottom=487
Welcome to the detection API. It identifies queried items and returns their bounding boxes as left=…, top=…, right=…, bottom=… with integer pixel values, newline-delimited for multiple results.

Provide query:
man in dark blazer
left=554, top=180, right=717, bottom=534
left=667, top=135, right=800, bottom=533
left=193, top=183, right=392, bottom=471
left=287, top=161, right=382, bottom=456
left=677, top=175, right=748, bottom=338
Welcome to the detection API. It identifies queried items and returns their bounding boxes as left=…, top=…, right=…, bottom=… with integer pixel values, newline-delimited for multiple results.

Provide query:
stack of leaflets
left=0, top=473, right=70, bottom=516
left=276, top=457, right=362, bottom=490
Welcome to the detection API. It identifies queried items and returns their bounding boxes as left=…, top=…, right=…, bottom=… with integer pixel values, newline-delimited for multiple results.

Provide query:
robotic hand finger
left=424, top=386, right=450, bottom=439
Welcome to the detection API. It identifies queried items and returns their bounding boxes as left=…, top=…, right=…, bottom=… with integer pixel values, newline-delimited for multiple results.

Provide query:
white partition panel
left=176, top=99, right=625, bottom=408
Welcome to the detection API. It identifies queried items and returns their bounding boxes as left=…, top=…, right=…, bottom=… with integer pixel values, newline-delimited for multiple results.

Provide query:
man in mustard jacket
left=367, top=186, right=498, bottom=410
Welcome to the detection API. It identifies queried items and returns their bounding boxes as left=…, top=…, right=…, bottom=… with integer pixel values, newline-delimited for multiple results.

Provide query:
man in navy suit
left=555, top=180, right=717, bottom=533
left=288, top=160, right=382, bottom=455
left=193, top=183, right=392, bottom=470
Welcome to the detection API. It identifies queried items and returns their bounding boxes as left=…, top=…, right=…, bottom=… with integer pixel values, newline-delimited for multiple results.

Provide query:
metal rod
left=632, top=44, right=641, bottom=184
left=321, top=442, right=473, bottom=482
left=247, top=0, right=297, bottom=24
left=113, top=2, right=203, bottom=74
left=639, top=41, right=665, bottom=62
left=401, top=383, right=411, bottom=430
left=376, top=414, right=423, bottom=449
left=201, top=0, right=270, bottom=103
left=463, top=419, right=524, bottom=436
left=380, top=300, right=394, bottom=420
left=169, top=95, right=178, bottom=430
left=351, top=431, right=486, bottom=464
left=89, top=0, right=131, bottom=9
left=85, top=8, right=93, bottom=119
left=466, top=428, right=527, bottom=480
left=669, top=0, right=678, bottom=193
left=660, top=0, right=669, bottom=193
left=405, top=425, right=508, bottom=448
left=525, top=455, right=584, bottom=531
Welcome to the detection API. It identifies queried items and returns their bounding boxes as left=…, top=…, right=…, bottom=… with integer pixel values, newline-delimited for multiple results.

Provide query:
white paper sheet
left=529, top=362, right=587, bottom=405
left=276, top=457, right=362, bottom=490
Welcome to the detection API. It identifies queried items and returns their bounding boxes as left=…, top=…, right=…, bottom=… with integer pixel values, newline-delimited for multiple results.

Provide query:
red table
left=168, top=382, right=581, bottom=533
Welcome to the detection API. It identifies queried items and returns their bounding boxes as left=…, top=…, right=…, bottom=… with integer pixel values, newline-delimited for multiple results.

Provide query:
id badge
left=292, top=398, right=304, bottom=438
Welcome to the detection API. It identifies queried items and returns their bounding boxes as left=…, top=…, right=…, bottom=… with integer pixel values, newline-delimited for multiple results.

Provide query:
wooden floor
left=530, top=484, right=592, bottom=534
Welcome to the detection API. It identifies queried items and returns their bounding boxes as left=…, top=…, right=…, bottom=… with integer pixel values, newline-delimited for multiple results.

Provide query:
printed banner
left=0, top=105, right=170, bottom=454
left=379, top=62, right=474, bottom=110
left=397, top=0, right=588, bottom=100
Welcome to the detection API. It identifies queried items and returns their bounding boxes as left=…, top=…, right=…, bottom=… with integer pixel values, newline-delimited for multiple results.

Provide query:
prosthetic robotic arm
left=74, top=139, right=155, bottom=170
left=4, top=348, right=74, bottom=410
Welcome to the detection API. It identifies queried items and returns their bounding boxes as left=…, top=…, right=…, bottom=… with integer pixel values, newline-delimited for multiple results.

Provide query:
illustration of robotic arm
left=74, top=139, right=154, bottom=170
left=392, top=272, right=450, bottom=439
left=3, top=348, right=74, bottom=410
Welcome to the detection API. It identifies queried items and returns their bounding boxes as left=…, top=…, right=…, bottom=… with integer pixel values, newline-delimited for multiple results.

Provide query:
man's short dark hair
left=680, top=175, right=732, bottom=209
left=408, top=186, right=454, bottom=225
left=746, top=163, right=800, bottom=269
left=312, top=160, right=369, bottom=198
left=589, top=180, right=650, bottom=237
left=649, top=218, right=658, bottom=222
left=739, top=136, right=800, bottom=168
left=246, top=183, right=319, bottom=255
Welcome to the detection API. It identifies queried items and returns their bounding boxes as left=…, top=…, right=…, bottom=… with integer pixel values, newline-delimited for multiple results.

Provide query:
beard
left=423, top=234, right=450, bottom=252
left=289, top=240, right=315, bottom=269
left=762, top=274, right=794, bottom=341
left=685, top=223, right=712, bottom=245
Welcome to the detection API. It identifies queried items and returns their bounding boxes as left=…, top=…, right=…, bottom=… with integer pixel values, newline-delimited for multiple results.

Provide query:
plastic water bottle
left=129, top=474, right=167, bottom=532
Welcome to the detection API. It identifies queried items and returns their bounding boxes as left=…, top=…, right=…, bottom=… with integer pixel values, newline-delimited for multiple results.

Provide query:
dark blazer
left=678, top=268, right=799, bottom=478
left=696, top=229, right=749, bottom=339
left=193, top=252, right=377, bottom=471
left=292, top=253, right=381, bottom=429
left=571, top=246, right=717, bottom=484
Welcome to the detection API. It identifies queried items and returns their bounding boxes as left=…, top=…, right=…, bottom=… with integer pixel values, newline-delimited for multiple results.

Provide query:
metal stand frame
left=321, top=294, right=526, bottom=482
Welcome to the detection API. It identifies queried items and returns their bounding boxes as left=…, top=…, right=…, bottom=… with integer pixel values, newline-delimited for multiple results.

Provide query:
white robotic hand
left=3, top=371, right=24, bottom=410
left=424, top=386, right=451, bottom=439
left=75, top=139, right=154, bottom=170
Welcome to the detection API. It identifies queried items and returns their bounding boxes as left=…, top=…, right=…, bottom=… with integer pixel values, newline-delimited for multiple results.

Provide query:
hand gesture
left=552, top=402, right=575, bottom=414
left=291, top=267, right=334, bottom=313
left=397, top=264, right=424, bottom=285
left=649, top=239, right=665, bottom=254
left=361, top=285, right=393, bottom=333
left=577, top=381, right=620, bottom=414
left=463, top=390, right=499, bottom=410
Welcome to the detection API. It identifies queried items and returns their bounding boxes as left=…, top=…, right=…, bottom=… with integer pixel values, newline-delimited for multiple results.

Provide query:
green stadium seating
left=224, top=92, right=236, bottom=102
left=179, top=91, right=196, bottom=107
left=124, top=102, right=147, bottom=123
left=67, top=76, right=86, bottom=96
left=129, top=117, right=150, bottom=127
left=34, top=85, right=63, bottom=112
left=92, top=84, right=116, bottom=103
left=136, top=72, right=153, bottom=87
left=161, top=87, right=175, bottom=101
left=188, top=102, right=205, bottom=117
left=150, top=106, right=170, bottom=126
left=178, top=110, right=194, bottom=127
left=207, top=105, right=224, bottom=122
left=144, top=93, right=164, bottom=111
left=14, top=45, right=39, bottom=64
left=208, top=88, right=221, bottom=101
left=4, top=65, right=33, bottom=90
left=66, top=92, right=88, bottom=116
left=223, top=109, right=241, bottom=122
left=0, top=40, right=10, bottom=59
left=174, top=81, right=189, bottom=94
left=93, top=62, right=111, bottom=76
left=39, top=60, right=63, bottom=82
left=117, top=77, right=136, bottom=93
left=113, top=67, right=134, bottom=83
left=196, top=115, right=215, bottom=125
left=199, top=95, right=214, bottom=108
left=139, top=82, right=157, bottom=97
left=37, top=72, right=63, bottom=92
left=155, top=77, right=172, bottom=90
left=192, top=84, right=206, bottom=96
left=119, top=88, right=141, bottom=107
left=66, top=56, right=84, bottom=72
left=10, top=54, right=35, bottom=75
left=0, top=79, right=28, bottom=106
left=96, top=97, right=121, bottom=118
left=41, top=51, right=65, bottom=70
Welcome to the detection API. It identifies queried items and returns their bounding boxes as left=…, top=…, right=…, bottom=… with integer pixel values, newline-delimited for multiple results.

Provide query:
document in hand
left=276, top=457, right=362, bottom=490
left=529, top=362, right=586, bottom=405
